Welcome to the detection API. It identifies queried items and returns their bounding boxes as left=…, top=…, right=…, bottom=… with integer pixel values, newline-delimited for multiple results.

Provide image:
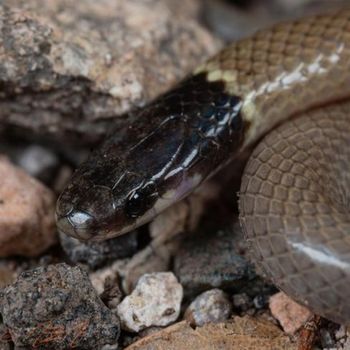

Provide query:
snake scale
left=56, top=10, right=350, bottom=324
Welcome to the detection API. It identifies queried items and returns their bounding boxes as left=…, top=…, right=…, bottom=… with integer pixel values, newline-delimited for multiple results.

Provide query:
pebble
left=174, top=228, right=255, bottom=297
left=59, top=230, right=138, bottom=269
left=125, top=316, right=298, bottom=350
left=269, top=292, right=312, bottom=334
left=184, top=289, right=232, bottom=327
left=90, top=259, right=128, bottom=296
left=0, top=263, right=120, bottom=349
left=0, top=156, right=56, bottom=257
left=320, top=327, right=337, bottom=349
left=253, top=294, right=269, bottom=309
left=232, top=293, right=252, bottom=312
left=15, top=145, right=59, bottom=184
left=99, top=275, right=123, bottom=312
left=117, top=272, right=183, bottom=332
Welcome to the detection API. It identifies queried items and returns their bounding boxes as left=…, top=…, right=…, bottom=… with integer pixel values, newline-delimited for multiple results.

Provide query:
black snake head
left=56, top=73, right=243, bottom=241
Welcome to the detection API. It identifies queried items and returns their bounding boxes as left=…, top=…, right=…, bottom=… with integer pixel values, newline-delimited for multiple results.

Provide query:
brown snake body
left=57, top=11, right=350, bottom=324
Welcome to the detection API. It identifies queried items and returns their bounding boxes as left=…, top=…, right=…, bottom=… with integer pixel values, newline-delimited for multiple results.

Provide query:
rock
left=0, top=263, right=120, bottom=349
left=0, top=0, right=220, bottom=144
left=174, top=227, right=256, bottom=297
left=99, top=275, right=123, bottom=312
left=117, top=272, right=183, bottom=332
left=0, top=156, right=56, bottom=257
left=319, top=327, right=336, bottom=349
left=232, top=293, right=252, bottom=312
left=89, top=264, right=124, bottom=312
left=184, top=289, right=232, bottom=326
left=269, top=292, right=312, bottom=335
left=0, top=140, right=60, bottom=183
left=15, top=145, right=59, bottom=183
left=253, top=294, right=269, bottom=309
left=59, top=230, right=138, bottom=269
left=125, top=316, right=298, bottom=350
left=90, top=259, right=128, bottom=296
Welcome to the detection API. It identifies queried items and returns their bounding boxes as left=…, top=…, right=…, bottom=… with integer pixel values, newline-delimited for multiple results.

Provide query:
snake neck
left=195, top=10, right=350, bottom=149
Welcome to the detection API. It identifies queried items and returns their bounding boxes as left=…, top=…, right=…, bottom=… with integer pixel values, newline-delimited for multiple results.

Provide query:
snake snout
left=55, top=180, right=113, bottom=241
left=56, top=208, right=97, bottom=240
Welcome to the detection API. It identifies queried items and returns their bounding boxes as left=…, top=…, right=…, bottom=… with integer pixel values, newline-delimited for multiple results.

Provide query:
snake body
left=56, top=11, right=350, bottom=324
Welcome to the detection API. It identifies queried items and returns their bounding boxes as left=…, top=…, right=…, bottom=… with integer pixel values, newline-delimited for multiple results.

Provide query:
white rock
left=117, top=272, right=183, bottom=332
left=184, top=289, right=232, bottom=326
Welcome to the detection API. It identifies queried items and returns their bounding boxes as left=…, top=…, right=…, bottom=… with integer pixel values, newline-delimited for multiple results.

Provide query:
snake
left=56, top=10, right=350, bottom=325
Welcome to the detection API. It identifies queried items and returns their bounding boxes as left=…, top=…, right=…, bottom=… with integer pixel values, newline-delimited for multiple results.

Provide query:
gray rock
left=15, top=145, right=59, bottom=183
left=0, top=263, right=120, bottom=349
left=59, top=230, right=138, bottom=269
left=184, top=289, right=232, bottom=326
left=174, top=228, right=256, bottom=297
left=0, top=0, right=220, bottom=145
left=253, top=294, right=269, bottom=309
left=117, top=272, right=183, bottom=332
left=232, top=293, right=252, bottom=312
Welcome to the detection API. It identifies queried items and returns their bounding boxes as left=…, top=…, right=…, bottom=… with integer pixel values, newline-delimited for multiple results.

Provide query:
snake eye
left=125, top=183, right=157, bottom=218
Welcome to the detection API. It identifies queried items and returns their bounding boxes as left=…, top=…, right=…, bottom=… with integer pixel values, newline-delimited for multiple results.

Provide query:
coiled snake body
left=56, top=11, right=350, bottom=324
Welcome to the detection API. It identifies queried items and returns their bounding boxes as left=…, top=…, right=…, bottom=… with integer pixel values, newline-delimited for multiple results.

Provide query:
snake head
left=55, top=153, right=162, bottom=241
left=56, top=72, right=242, bottom=241
left=55, top=112, right=188, bottom=241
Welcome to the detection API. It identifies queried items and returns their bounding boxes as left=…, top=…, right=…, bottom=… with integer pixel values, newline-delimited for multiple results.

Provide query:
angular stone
left=174, top=227, right=256, bottom=296
left=117, top=272, right=183, bottom=332
left=269, top=292, right=312, bottom=334
left=0, top=263, right=120, bottom=349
